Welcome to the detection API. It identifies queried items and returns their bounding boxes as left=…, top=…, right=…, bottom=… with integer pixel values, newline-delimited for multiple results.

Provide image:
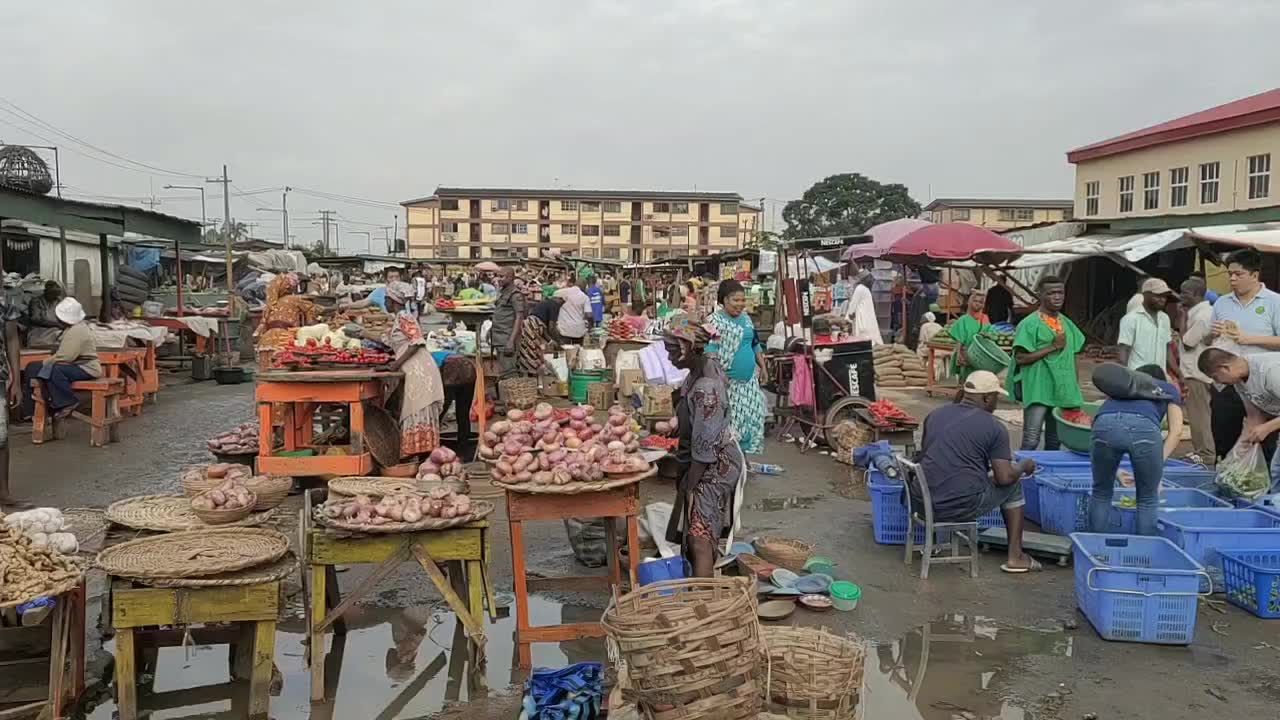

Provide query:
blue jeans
left=1089, top=412, right=1163, bottom=535
left=1020, top=404, right=1060, bottom=451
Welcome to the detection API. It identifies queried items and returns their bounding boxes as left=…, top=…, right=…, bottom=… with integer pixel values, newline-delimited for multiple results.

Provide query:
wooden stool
left=0, top=582, right=86, bottom=720
left=31, top=377, right=125, bottom=447
left=506, top=484, right=641, bottom=669
left=109, top=577, right=280, bottom=720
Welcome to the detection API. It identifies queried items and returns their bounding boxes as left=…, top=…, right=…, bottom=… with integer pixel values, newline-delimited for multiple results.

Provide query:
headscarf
left=923, top=311, right=936, bottom=323
left=664, top=317, right=717, bottom=351
left=265, top=273, right=298, bottom=304
left=385, top=281, right=414, bottom=306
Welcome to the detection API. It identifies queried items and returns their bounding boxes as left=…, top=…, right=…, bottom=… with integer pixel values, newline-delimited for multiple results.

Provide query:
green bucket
left=569, top=370, right=607, bottom=403
left=966, top=334, right=1011, bottom=373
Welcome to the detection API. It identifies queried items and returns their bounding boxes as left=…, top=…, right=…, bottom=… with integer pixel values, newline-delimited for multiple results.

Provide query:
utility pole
left=393, top=214, right=399, bottom=255
left=282, top=187, right=290, bottom=249
left=317, top=210, right=337, bottom=255
left=206, top=165, right=234, bottom=293
left=379, top=226, right=393, bottom=255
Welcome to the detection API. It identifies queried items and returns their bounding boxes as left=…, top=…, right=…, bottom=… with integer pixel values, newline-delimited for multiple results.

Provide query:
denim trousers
left=1089, top=412, right=1163, bottom=536
left=1020, top=404, right=1060, bottom=451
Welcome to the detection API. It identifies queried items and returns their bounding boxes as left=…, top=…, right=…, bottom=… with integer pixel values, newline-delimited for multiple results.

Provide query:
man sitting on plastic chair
left=914, top=370, right=1041, bottom=573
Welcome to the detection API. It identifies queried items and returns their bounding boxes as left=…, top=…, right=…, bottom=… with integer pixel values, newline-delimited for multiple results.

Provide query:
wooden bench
left=32, top=377, right=126, bottom=447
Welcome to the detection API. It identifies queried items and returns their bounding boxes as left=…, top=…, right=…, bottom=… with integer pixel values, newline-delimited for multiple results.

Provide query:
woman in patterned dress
left=707, top=280, right=768, bottom=454
left=662, top=318, right=746, bottom=577
left=383, top=282, right=445, bottom=459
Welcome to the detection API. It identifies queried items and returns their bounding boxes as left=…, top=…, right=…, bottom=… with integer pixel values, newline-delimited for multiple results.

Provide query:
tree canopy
left=782, top=173, right=921, bottom=239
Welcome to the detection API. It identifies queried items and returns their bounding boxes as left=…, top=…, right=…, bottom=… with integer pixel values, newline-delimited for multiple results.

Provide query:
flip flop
left=1001, top=557, right=1043, bottom=574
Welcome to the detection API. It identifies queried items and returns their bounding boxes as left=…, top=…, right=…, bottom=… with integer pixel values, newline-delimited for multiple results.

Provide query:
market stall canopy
left=844, top=218, right=931, bottom=260
left=883, top=222, right=1023, bottom=264
left=1185, top=222, right=1280, bottom=252
left=1002, top=229, right=1190, bottom=269
left=474, top=261, right=501, bottom=272
left=755, top=251, right=841, bottom=277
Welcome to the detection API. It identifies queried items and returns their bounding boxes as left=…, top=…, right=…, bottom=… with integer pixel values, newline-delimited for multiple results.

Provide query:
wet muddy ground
left=6, top=382, right=1280, bottom=719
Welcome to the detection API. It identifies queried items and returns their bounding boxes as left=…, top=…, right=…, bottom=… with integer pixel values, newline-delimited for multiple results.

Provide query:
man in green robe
left=948, top=289, right=991, bottom=381
left=1006, top=276, right=1085, bottom=450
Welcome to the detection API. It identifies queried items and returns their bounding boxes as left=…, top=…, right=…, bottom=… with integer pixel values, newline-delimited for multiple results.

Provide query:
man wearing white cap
left=1118, top=278, right=1178, bottom=377
left=915, top=370, right=1040, bottom=573
left=21, top=298, right=101, bottom=423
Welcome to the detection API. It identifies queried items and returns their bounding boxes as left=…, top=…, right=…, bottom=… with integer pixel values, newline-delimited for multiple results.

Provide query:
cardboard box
left=618, top=369, right=645, bottom=399
left=640, top=383, right=677, bottom=417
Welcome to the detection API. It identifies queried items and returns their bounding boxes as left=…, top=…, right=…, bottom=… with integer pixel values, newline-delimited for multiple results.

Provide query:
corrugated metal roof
left=923, top=198, right=1074, bottom=211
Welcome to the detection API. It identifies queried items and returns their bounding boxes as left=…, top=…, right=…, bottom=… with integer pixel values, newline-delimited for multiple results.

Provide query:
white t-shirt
left=1118, top=309, right=1171, bottom=372
left=556, top=286, right=591, bottom=338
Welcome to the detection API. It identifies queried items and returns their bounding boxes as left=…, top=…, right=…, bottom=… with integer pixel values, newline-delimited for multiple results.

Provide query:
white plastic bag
left=1217, top=438, right=1271, bottom=500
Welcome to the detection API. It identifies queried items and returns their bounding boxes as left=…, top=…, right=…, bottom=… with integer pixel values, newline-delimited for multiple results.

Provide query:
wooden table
left=144, top=315, right=229, bottom=355
left=0, top=582, right=86, bottom=720
left=21, top=347, right=153, bottom=416
left=506, top=483, right=641, bottom=669
left=109, top=576, right=278, bottom=720
left=303, top=491, right=493, bottom=701
left=254, top=369, right=402, bottom=477
left=924, top=341, right=958, bottom=398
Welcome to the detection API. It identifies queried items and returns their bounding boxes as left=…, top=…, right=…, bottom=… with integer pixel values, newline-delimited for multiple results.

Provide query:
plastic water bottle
left=749, top=462, right=785, bottom=475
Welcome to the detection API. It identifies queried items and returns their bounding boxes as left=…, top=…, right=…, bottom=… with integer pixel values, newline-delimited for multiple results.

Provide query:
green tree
left=782, top=173, right=921, bottom=239
left=743, top=230, right=781, bottom=252
left=202, top=220, right=250, bottom=245
left=304, top=239, right=336, bottom=257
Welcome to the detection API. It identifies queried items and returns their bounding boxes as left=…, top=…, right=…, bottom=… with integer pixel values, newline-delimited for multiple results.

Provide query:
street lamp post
left=162, top=183, right=208, bottom=318
left=163, top=184, right=207, bottom=237
left=349, top=231, right=372, bottom=254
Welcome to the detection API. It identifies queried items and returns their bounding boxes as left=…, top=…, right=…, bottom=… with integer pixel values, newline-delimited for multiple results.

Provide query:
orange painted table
left=254, top=369, right=403, bottom=477
left=505, top=483, right=641, bottom=669
left=924, top=341, right=957, bottom=398
left=22, top=347, right=152, bottom=415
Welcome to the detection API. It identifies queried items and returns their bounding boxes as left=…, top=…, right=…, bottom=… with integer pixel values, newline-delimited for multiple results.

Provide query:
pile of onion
left=321, top=487, right=473, bottom=525
left=417, top=446, right=466, bottom=485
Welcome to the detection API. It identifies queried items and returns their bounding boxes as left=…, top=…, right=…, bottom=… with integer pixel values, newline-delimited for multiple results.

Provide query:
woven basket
left=190, top=489, right=258, bottom=525
left=586, top=381, right=615, bottom=409
left=761, top=627, right=866, bottom=720
left=181, top=464, right=254, bottom=497
left=499, top=377, right=539, bottom=409
left=240, top=475, right=291, bottom=511
left=95, top=528, right=290, bottom=580
left=754, top=537, right=813, bottom=573
left=602, top=577, right=763, bottom=720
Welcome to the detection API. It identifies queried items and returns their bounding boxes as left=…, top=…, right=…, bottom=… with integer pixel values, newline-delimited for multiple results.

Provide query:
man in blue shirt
left=1209, top=248, right=1280, bottom=460
left=585, top=275, right=604, bottom=324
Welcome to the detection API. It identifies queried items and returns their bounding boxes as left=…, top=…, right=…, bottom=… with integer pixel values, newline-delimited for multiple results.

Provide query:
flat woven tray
left=327, top=475, right=470, bottom=497
left=95, top=528, right=291, bottom=579
left=130, top=552, right=299, bottom=588
left=494, top=466, right=654, bottom=495
left=105, top=494, right=275, bottom=532
left=316, top=500, right=494, bottom=534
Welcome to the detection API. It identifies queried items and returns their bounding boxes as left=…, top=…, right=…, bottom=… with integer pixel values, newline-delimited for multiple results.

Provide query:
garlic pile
left=2, top=508, right=78, bottom=554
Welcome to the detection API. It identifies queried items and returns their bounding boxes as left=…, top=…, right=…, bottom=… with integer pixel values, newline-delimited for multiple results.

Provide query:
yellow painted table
left=109, top=576, right=280, bottom=720
left=303, top=490, right=494, bottom=702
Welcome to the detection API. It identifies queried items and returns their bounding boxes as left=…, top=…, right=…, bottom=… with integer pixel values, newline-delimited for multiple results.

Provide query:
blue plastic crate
left=1070, top=533, right=1206, bottom=644
left=1038, top=473, right=1093, bottom=536
left=1219, top=549, right=1280, bottom=619
left=1161, top=468, right=1217, bottom=490
left=1106, top=488, right=1232, bottom=534
left=1157, top=509, right=1280, bottom=588
left=867, top=481, right=1004, bottom=545
left=1254, top=495, right=1280, bottom=520
left=1023, top=473, right=1043, bottom=525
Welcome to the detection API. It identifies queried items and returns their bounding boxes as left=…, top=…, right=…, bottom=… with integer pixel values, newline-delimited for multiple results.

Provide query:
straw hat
left=55, top=297, right=86, bottom=325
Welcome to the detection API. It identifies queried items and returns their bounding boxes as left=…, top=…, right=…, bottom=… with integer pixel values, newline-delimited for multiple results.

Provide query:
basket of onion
left=190, top=480, right=257, bottom=525
left=316, top=487, right=488, bottom=532
left=477, top=403, right=605, bottom=461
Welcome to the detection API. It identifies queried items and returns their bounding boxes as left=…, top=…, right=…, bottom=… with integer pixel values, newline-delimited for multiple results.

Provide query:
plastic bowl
left=829, top=581, right=862, bottom=612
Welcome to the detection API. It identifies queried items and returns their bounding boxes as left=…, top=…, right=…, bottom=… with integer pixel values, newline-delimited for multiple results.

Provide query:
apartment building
left=1068, top=88, right=1280, bottom=223
left=922, top=198, right=1074, bottom=229
left=402, top=187, right=760, bottom=262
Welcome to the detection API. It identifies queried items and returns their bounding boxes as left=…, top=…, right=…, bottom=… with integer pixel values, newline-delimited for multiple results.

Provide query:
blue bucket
left=636, top=557, right=687, bottom=587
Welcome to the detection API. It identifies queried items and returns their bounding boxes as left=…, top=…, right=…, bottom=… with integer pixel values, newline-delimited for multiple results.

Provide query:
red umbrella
left=883, top=222, right=1023, bottom=264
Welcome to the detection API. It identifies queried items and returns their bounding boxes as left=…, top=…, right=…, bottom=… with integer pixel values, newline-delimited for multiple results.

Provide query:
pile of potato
left=489, top=404, right=650, bottom=486
left=416, top=446, right=467, bottom=485
left=320, top=487, right=474, bottom=526
left=191, top=479, right=255, bottom=512
left=207, top=423, right=259, bottom=455
left=0, top=520, right=83, bottom=605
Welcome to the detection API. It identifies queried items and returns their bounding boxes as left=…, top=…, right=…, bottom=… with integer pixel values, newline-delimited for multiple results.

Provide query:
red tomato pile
left=271, top=341, right=392, bottom=369
left=1059, top=408, right=1092, bottom=427
left=868, top=399, right=916, bottom=426
left=607, top=318, right=637, bottom=341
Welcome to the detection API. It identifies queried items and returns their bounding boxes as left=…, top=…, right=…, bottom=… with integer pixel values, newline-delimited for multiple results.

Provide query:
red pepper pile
left=1059, top=408, right=1092, bottom=427
left=271, top=340, right=392, bottom=369
left=640, top=435, right=678, bottom=451
left=434, top=298, right=456, bottom=311
left=868, top=399, right=915, bottom=426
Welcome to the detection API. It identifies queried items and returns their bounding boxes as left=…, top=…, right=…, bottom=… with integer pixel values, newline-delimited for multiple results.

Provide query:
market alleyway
left=10, top=382, right=1280, bottom=719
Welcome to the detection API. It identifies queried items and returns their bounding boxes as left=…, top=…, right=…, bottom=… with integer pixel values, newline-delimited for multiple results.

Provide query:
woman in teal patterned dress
left=706, top=280, right=767, bottom=454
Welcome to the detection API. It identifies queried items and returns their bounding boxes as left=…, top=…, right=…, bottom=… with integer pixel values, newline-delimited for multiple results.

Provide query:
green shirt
left=947, top=314, right=990, bottom=379
left=541, top=284, right=555, bottom=300
left=1005, top=312, right=1084, bottom=408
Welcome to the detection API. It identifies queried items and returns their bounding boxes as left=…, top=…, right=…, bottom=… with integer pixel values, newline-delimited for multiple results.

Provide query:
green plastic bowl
left=829, top=581, right=861, bottom=611
left=966, top=335, right=1011, bottom=373
left=1052, top=401, right=1101, bottom=454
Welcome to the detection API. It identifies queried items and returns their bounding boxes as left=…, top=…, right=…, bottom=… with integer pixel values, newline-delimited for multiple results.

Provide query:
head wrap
left=664, top=317, right=717, bottom=351
left=385, top=281, right=414, bottom=306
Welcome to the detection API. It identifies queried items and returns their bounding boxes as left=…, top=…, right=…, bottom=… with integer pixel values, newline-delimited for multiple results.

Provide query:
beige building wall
left=926, top=206, right=1068, bottom=228
left=1072, top=123, right=1279, bottom=219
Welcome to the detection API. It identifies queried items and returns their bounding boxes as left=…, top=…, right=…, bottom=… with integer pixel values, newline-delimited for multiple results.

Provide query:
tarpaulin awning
left=1004, top=228, right=1190, bottom=268
left=1185, top=223, right=1280, bottom=252
left=844, top=218, right=931, bottom=260
left=883, top=222, right=1023, bottom=264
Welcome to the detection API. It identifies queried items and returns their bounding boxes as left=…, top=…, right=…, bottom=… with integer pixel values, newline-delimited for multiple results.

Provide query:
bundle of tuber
left=191, top=479, right=255, bottom=511
left=0, top=519, right=83, bottom=604
left=416, top=446, right=466, bottom=485
left=477, top=403, right=607, bottom=460
left=489, top=404, right=649, bottom=485
left=320, top=488, right=474, bottom=525
left=2, top=508, right=78, bottom=554
left=207, top=423, right=259, bottom=454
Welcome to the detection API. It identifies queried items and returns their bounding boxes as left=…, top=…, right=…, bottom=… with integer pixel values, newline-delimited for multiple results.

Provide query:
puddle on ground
left=748, top=495, right=822, bottom=511
left=81, top=596, right=603, bottom=720
left=864, top=614, right=1072, bottom=720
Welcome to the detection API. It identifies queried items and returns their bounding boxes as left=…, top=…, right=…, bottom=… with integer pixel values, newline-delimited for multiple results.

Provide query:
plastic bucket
left=829, top=581, right=861, bottom=611
left=569, top=370, right=606, bottom=403
left=636, top=556, right=687, bottom=587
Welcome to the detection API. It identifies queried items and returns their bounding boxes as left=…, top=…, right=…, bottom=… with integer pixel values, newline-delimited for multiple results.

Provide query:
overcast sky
left=2, top=1, right=1278, bottom=251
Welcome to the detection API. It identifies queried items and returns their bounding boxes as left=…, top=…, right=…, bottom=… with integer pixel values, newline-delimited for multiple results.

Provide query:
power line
left=291, top=186, right=400, bottom=209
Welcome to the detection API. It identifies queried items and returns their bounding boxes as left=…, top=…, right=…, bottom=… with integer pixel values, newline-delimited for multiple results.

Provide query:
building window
left=1118, top=175, right=1135, bottom=213
left=442, top=221, right=459, bottom=233
left=1142, top=171, right=1160, bottom=210
left=603, top=201, right=621, bottom=213
left=441, top=199, right=459, bottom=211
left=581, top=248, right=597, bottom=258
left=720, top=202, right=738, bottom=215
left=491, top=223, right=509, bottom=235
left=997, top=209, right=1016, bottom=222
left=719, top=225, right=737, bottom=238
left=952, top=208, right=971, bottom=221
left=673, top=202, right=689, bottom=214
left=654, top=226, right=672, bottom=239
left=561, top=200, right=578, bottom=211
left=513, top=200, right=528, bottom=211
left=512, top=223, right=528, bottom=234
left=671, top=225, right=689, bottom=237
left=1169, top=167, right=1189, bottom=208
left=581, top=201, right=600, bottom=212
left=490, top=248, right=510, bottom=258
left=438, top=245, right=458, bottom=258
left=1248, top=153, right=1271, bottom=200
left=1199, top=162, right=1220, bottom=204
left=1015, top=208, right=1035, bottom=222
left=1085, top=181, right=1100, bottom=216
left=603, top=224, right=621, bottom=237
left=491, top=199, right=510, bottom=211
left=602, top=247, right=620, bottom=259
left=561, top=223, right=578, bottom=235
left=582, top=225, right=599, bottom=236
left=651, top=250, right=670, bottom=260
left=652, top=202, right=671, bottom=213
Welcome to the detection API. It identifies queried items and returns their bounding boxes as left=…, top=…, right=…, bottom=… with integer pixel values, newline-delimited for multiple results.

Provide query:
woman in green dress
left=948, top=289, right=991, bottom=381
left=1005, top=276, right=1085, bottom=450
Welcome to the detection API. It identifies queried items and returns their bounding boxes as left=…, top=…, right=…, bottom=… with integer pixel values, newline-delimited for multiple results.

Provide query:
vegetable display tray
left=96, top=528, right=291, bottom=579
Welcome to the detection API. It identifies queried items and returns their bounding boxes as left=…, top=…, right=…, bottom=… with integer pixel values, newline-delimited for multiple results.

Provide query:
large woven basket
left=602, top=577, right=762, bottom=720
left=754, top=537, right=814, bottom=573
left=240, top=474, right=292, bottom=511
left=190, top=489, right=258, bottom=525
left=181, top=464, right=254, bottom=497
left=761, top=626, right=867, bottom=720
left=499, top=377, right=539, bottom=409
